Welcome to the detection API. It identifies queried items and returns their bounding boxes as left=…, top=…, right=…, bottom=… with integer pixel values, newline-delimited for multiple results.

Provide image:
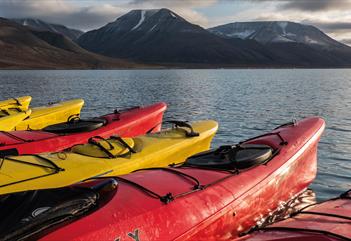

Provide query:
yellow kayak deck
left=0, top=120, right=218, bottom=195
left=14, top=99, right=84, bottom=130
left=0, top=109, right=32, bottom=131
left=0, top=96, right=32, bottom=111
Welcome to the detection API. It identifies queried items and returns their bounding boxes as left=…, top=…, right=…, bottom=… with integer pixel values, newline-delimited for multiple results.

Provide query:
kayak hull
left=0, top=103, right=167, bottom=155
left=38, top=117, right=325, bottom=241
left=14, top=99, right=84, bottom=130
left=237, top=190, right=351, bottom=241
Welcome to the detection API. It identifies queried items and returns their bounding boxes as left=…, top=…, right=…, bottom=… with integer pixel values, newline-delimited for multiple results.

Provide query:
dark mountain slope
left=78, top=9, right=275, bottom=65
left=0, top=18, right=140, bottom=69
left=12, top=18, right=83, bottom=41
left=209, top=21, right=351, bottom=67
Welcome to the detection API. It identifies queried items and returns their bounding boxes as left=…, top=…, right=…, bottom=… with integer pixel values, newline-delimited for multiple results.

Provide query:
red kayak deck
left=237, top=190, right=351, bottom=241
left=34, top=117, right=325, bottom=241
left=0, top=102, right=167, bottom=155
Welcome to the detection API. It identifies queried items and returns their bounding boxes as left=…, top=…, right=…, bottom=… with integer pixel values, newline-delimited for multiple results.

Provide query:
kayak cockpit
left=43, top=118, right=107, bottom=134
left=185, top=144, right=275, bottom=170
left=0, top=178, right=117, bottom=241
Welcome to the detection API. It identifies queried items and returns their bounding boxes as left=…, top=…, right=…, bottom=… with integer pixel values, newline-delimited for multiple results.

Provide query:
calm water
left=0, top=69, right=350, bottom=200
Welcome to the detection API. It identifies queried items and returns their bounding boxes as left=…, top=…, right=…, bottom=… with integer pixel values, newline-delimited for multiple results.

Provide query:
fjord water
left=0, top=69, right=350, bottom=200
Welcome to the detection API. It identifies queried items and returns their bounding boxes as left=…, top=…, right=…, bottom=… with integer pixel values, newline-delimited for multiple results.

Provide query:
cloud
left=0, top=0, right=213, bottom=30
left=249, top=0, right=351, bottom=12
left=0, top=0, right=128, bottom=30
left=129, top=0, right=218, bottom=8
left=310, top=22, right=351, bottom=32
left=244, top=0, right=351, bottom=12
left=279, top=0, right=351, bottom=12
left=127, top=0, right=216, bottom=26
left=340, top=38, right=351, bottom=45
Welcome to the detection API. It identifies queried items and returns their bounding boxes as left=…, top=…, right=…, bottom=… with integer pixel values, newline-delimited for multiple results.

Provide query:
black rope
left=0, top=172, right=61, bottom=189
left=114, top=176, right=174, bottom=204
left=239, top=131, right=288, bottom=146
left=110, top=136, right=136, bottom=153
left=114, top=106, right=140, bottom=114
left=0, top=109, right=10, bottom=116
left=273, top=120, right=297, bottom=130
left=165, top=120, right=199, bottom=137
left=177, top=163, right=239, bottom=174
left=260, top=227, right=351, bottom=241
left=296, top=211, right=351, bottom=221
left=0, top=155, right=64, bottom=188
left=67, top=114, right=80, bottom=123
left=146, top=122, right=162, bottom=134
left=0, top=98, right=21, bottom=108
left=291, top=188, right=351, bottom=215
left=133, top=167, right=203, bottom=190
left=202, top=172, right=239, bottom=189
left=84, top=136, right=136, bottom=159
left=88, top=136, right=115, bottom=158
left=121, top=165, right=240, bottom=204
left=3, top=157, right=60, bottom=171
left=12, top=97, right=22, bottom=106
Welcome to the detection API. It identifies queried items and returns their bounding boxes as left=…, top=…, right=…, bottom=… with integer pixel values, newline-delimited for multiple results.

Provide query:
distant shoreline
left=2, top=65, right=351, bottom=70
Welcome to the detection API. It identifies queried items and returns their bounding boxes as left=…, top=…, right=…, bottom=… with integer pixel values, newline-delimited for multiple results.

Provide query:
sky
left=1, top=0, right=351, bottom=45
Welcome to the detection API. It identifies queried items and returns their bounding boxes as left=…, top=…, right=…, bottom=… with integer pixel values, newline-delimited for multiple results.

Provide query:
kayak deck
left=14, top=99, right=84, bottom=130
left=0, top=120, right=218, bottom=195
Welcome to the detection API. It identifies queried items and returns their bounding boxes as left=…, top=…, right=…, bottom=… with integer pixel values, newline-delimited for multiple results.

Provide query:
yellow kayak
left=0, top=96, right=31, bottom=111
left=14, top=99, right=84, bottom=130
left=0, top=120, right=218, bottom=194
left=0, top=109, right=32, bottom=131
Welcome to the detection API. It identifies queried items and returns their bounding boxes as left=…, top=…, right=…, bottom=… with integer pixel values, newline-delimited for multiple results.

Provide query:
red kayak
left=237, top=189, right=351, bottom=241
left=0, top=102, right=166, bottom=156
left=0, top=117, right=325, bottom=241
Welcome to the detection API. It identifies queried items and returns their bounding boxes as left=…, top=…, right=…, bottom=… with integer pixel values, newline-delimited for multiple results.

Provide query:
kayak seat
left=185, top=144, right=273, bottom=170
left=0, top=178, right=117, bottom=241
left=43, top=118, right=107, bottom=134
left=71, top=137, right=135, bottom=158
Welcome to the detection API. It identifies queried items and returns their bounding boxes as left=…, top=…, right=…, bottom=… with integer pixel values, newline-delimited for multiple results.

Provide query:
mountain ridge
left=77, top=8, right=277, bottom=65
left=0, top=18, right=142, bottom=69
left=2, top=9, right=351, bottom=68
left=208, top=21, right=347, bottom=48
left=12, top=18, right=84, bottom=41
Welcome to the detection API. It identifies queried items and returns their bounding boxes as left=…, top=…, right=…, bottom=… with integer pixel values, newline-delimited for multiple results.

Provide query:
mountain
left=0, top=18, right=140, bottom=69
left=77, top=9, right=276, bottom=66
left=12, top=18, right=84, bottom=41
left=208, top=21, right=345, bottom=47
left=209, top=21, right=351, bottom=67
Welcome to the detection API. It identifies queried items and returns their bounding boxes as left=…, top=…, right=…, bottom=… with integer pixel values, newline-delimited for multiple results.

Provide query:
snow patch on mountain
left=272, top=35, right=294, bottom=43
left=149, top=24, right=158, bottom=32
left=208, top=21, right=345, bottom=48
left=278, top=21, right=288, bottom=35
left=227, top=30, right=255, bottom=39
left=132, top=10, right=146, bottom=30
left=12, top=18, right=84, bottom=40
